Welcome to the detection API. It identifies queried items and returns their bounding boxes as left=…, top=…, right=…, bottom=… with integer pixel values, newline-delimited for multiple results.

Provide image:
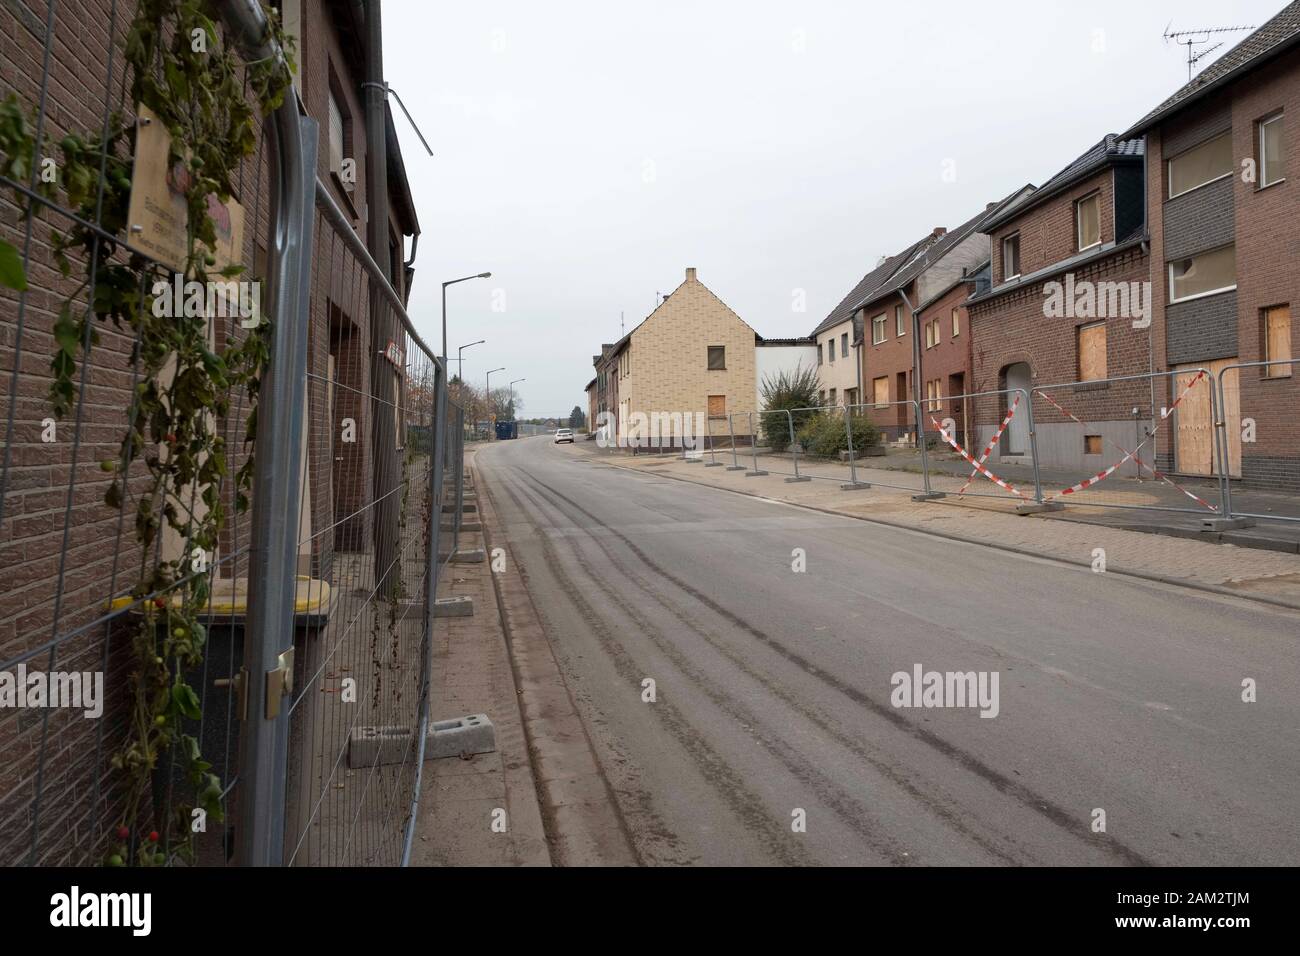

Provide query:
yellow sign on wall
left=126, top=104, right=244, bottom=275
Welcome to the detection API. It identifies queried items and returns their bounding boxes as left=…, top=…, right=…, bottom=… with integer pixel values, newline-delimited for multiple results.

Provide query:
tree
left=759, top=363, right=821, bottom=451
left=569, top=406, right=586, bottom=429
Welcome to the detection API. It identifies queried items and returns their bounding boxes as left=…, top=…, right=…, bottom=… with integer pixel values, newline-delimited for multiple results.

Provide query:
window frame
left=895, top=304, right=906, bottom=337
left=1168, top=245, right=1237, bottom=304
left=1260, top=112, right=1285, bottom=188
left=1167, top=130, right=1233, bottom=200
left=840, top=332, right=848, bottom=358
left=1074, top=190, right=1101, bottom=252
left=951, top=307, right=960, bottom=337
left=707, top=345, right=726, bottom=370
left=1002, top=233, right=1021, bottom=281
left=871, top=314, right=886, bottom=345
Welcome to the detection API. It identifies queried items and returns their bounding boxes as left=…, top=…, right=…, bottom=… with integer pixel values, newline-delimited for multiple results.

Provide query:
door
left=1004, top=362, right=1031, bottom=454
left=1174, top=359, right=1241, bottom=476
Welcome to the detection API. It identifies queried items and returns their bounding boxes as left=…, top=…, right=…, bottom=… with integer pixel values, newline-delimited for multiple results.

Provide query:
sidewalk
left=569, top=440, right=1300, bottom=609
left=408, top=451, right=550, bottom=866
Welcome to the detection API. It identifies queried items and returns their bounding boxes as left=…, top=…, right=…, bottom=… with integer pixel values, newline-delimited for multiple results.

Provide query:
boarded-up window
left=927, top=379, right=941, bottom=411
left=707, top=345, right=725, bottom=369
left=1084, top=435, right=1102, bottom=455
left=708, top=394, right=726, bottom=418
left=1078, top=322, right=1106, bottom=381
left=873, top=376, right=889, bottom=408
left=1265, top=305, right=1292, bottom=377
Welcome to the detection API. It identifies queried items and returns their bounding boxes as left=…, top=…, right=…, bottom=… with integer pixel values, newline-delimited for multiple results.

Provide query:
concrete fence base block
left=348, top=714, right=496, bottom=768
left=442, top=520, right=482, bottom=532
left=433, top=595, right=474, bottom=617
left=1201, top=517, right=1255, bottom=532
left=725, top=465, right=747, bottom=471
left=841, top=481, right=871, bottom=491
left=912, top=492, right=946, bottom=501
left=1015, top=501, right=1065, bottom=515
left=451, top=548, right=486, bottom=564
left=704, top=461, right=724, bottom=468
left=745, top=470, right=769, bottom=477
left=442, top=502, right=477, bottom=513
left=785, top=475, right=812, bottom=483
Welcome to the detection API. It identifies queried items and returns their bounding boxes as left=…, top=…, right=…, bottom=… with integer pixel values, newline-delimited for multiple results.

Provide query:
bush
left=796, top=412, right=880, bottom=459
left=759, top=363, right=821, bottom=452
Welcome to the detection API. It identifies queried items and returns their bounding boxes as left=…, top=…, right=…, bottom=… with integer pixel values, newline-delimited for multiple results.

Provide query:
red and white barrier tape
left=930, top=417, right=1028, bottom=500
left=958, top=393, right=1021, bottom=496
left=1032, top=387, right=1218, bottom=512
left=1047, top=370, right=1207, bottom=500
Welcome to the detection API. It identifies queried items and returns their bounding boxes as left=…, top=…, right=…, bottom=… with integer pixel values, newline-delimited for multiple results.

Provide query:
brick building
left=1120, top=1, right=1300, bottom=491
left=965, top=135, right=1152, bottom=473
left=0, top=0, right=419, bottom=863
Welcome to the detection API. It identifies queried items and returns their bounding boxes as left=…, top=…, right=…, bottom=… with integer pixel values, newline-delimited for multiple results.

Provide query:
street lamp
left=457, top=339, right=485, bottom=384
left=485, top=367, right=505, bottom=439
left=509, top=378, right=525, bottom=420
left=441, top=272, right=492, bottom=366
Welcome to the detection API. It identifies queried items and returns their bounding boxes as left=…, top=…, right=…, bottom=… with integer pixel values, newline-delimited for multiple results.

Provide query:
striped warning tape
left=1048, top=370, right=1207, bottom=500
left=1032, top=386, right=1218, bottom=512
left=958, top=392, right=1021, bottom=496
left=929, top=416, right=1028, bottom=499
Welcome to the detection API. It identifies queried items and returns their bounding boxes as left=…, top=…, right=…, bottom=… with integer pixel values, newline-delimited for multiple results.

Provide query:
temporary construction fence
left=671, top=364, right=1297, bottom=527
left=0, top=2, right=464, bottom=867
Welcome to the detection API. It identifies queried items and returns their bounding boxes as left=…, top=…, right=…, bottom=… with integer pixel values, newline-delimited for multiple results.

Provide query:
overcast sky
left=383, top=0, right=1283, bottom=418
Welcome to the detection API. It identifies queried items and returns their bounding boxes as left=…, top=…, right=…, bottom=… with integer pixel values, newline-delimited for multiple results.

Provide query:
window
left=872, top=314, right=886, bottom=345
left=707, top=345, right=725, bottom=370
left=1075, top=191, right=1101, bottom=250
left=1077, top=322, right=1106, bottom=381
left=328, top=90, right=345, bottom=178
left=1002, top=234, right=1021, bottom=281
left=708, top=394, right=726, bottom=417
left=828, top=388, right=837, bottom=405
left=841, top=332, right=848, bottom=358
left=895, top=304, right=906, bottom=336
left=817, top=342, right=823, bottom=365
left=924, top=317, right=940, bottom=349
left=1264, top=305, right=1292, bottom=378
left=926, top=379, right=941, bottom=412
left=872, top=376, right=889, bottom=408
left=1260, top=112, right=1286, bottom=187
left=1084, top=435, right=1103, bottom=455
left=1169, top=246, right=1236, bottom=302
left=845, top=388, right=858, bottom=407
left=951, top=307, right=960, bottom=337
left=1168, top=131, right=1232, bottom=198
left=827, top=337, right=835, bottom=362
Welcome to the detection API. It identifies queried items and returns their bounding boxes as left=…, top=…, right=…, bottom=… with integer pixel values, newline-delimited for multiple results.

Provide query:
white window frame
left=1260, top=112, right=1285, bottom=188
left=1167, top=131, right=1233, bottom=200
left=1168, top=246, right=1237, bottom=304
left=895, top=304, right=906, bottom=337
left=1075, top=191, right=1101, bottom=252
left=871, top=315, right=886, bottom=345
left=1002, top=234, right=1021, bottom=281
left=951, top=307, right=960, bottom=337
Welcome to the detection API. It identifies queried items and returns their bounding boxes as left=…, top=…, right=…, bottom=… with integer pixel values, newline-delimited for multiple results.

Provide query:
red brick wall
left=990, top=169, right=1116, bottom=282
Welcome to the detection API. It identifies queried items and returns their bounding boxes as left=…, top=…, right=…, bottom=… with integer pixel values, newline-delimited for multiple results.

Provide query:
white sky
left=384, top=0, right=1284, bottom=417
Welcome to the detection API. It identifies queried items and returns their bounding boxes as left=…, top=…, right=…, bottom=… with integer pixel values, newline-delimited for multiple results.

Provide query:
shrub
left=759, top=363, right=821, bottom=452
left=796, top=412, right=880, bottom=459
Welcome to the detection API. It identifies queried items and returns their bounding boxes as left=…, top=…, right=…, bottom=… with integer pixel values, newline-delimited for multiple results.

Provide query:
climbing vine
left=0, top=0, right=294, bottom=865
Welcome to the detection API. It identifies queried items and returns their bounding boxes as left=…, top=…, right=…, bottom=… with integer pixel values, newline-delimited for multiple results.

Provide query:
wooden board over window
left=1174, top=359, right=1241, bottom=477
left=707, top=394, right=726, bottom=418
left=872, top=376, right=889, bottom=407
left=1265, top=305, right=1292, bottom=377
left=1078, top=322, right=1106, bottom=381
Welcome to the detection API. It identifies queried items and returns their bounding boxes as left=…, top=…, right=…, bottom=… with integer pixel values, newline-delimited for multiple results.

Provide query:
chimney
left=932, top=227, right=947, bottom=237
left=685, top=267, right=697, bottom=282
left=986, top=201, right=997, bottom=211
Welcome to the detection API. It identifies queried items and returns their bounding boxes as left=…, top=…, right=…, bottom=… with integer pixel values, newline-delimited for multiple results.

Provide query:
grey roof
left=850, top=185, right=1033, bottom=314
left=756, top=335, right=815, bottom=346
left=966, top=234, right=1147, bottom=307
left=811, top=237, right=934, bottom=338
left=1122, top=2, right=1300, bottom=137
left=980, top=136, right=1144, bottom=234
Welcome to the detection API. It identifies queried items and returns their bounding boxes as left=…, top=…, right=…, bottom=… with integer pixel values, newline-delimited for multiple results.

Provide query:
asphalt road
left=477, top=436, right=1300, bottom=866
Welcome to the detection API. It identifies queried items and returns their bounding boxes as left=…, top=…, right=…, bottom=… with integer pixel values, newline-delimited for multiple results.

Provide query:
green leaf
left=171, top=682, right=201, bottom=720
left=0, top=238, right=28, bottom=291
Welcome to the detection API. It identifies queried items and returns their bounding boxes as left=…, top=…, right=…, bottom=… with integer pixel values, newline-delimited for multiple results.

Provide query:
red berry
left=148, top=830, right=159, bottom=843
left=116, top=826, right=129, bottom=840
left=166, top=433, right=177, bottom=443
left=153, top=597, right=166, bottom=609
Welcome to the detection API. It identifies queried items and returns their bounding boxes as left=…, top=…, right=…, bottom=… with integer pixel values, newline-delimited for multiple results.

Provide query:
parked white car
left=554, top=428, right=574, bottom=444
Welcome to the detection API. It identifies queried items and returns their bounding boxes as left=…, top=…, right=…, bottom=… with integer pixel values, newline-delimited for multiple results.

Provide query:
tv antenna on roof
left=1163, top=22, right=1253, bottom=81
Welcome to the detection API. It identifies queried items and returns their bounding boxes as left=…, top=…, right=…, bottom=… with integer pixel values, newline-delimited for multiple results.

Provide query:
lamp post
left=457, top=339, right=485, bottom=384
left=441, top=272, right=492, bottom=366
left=509, top=378, right=525, bottom=421
left=486, top=367, right=505, bottom=439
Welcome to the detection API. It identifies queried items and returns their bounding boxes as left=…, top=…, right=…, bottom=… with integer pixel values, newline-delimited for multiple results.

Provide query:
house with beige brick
left=597, top=267, right=758, bottom=450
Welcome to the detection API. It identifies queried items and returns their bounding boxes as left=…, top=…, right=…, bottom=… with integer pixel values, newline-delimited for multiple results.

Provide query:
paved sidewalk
left=409, top=453, right=550, bottom=866
left=567, top=441, right=1300, bottom=608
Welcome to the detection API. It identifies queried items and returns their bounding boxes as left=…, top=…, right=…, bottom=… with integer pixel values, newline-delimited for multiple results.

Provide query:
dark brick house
left=1120, top=1, right=1300, bottom=491
left=965, top=135, right=1152, bottom=474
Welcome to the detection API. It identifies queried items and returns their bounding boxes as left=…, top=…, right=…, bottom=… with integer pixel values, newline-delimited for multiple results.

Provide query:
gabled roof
left=811, top=237, right=932, bottom=338
left=851, top=185, right=1034, bottom=314
left=599, top=269, right=753, bottom=363
left=980, top=136, right=1144, bottom=234
left=1122, top=2, right=1300, bottom=138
